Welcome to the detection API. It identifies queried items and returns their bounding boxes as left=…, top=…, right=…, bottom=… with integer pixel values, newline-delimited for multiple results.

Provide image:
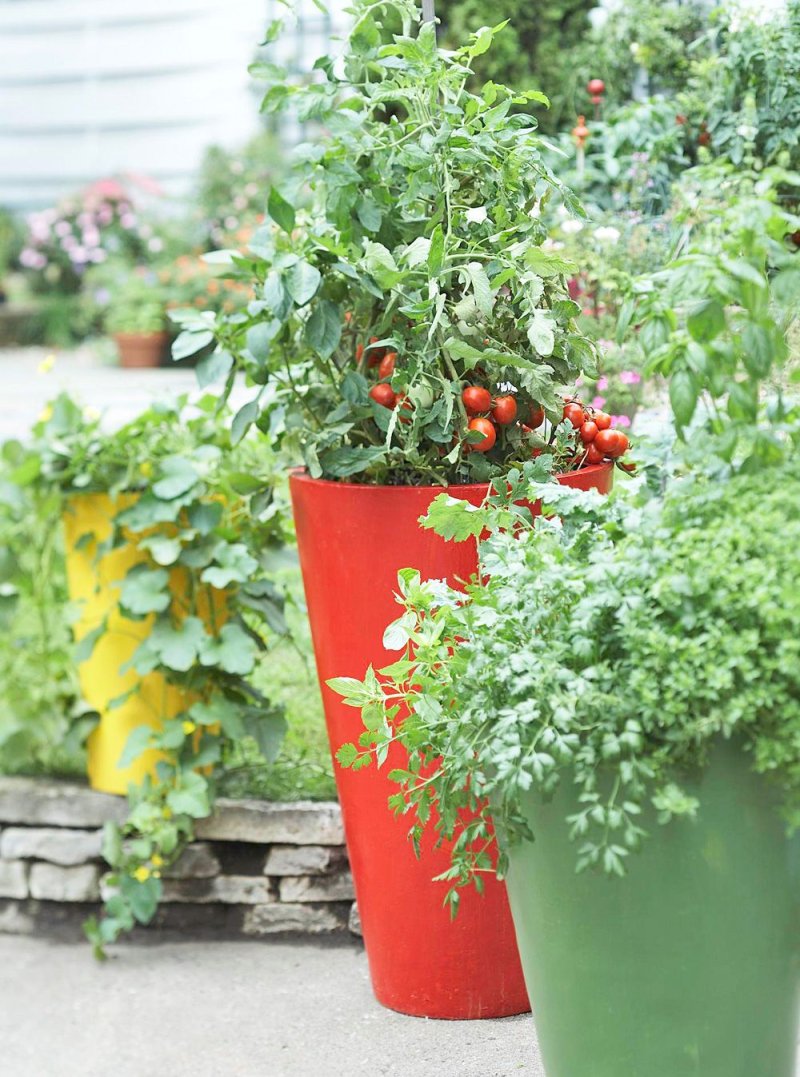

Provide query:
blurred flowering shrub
left=195, top=131, right=280, bottom=248
left=18, top=179, right=159, bottom=297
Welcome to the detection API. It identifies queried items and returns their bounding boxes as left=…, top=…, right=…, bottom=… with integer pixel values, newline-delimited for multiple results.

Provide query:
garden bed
left=0, top=776, right=361, bottom=942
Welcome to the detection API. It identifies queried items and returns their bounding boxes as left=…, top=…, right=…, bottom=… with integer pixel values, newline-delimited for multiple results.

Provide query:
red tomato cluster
left=461, top=386, right=519, bottom=452
left=459, top=384, right=632, bottom=468
left=356, top=336, right=634, bottom=470
left=363, top=337, right=405, bottom=412
left=561, top=399, right=630, bottom=466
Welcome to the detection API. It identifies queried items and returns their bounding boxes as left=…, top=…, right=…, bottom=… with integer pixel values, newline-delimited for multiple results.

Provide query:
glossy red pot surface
left=290, top=463, right=613, bottom=1019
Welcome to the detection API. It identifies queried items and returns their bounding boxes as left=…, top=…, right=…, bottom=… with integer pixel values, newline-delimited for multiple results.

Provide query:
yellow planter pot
left=63, top=493, right=224, bottom=796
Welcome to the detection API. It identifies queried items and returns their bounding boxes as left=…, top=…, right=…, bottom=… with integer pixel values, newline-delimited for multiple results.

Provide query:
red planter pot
left=290, top=462, right=613, bottom=1019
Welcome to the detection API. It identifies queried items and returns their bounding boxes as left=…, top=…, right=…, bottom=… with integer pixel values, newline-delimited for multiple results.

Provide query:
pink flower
left=619, top=370, right=641, bottom=385
left=596, top=376, right=609, bottom=391
left=592, top=396, right=606, bottom=409
left=611, top=414, right=631, bottom=428
left=597, top=339, right=615, bottom=352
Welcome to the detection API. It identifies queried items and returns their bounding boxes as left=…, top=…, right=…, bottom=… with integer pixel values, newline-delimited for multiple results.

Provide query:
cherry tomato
left=595, top=429, right=628, bottom=458
left=396, top=393, right=413, bottom=423
left=585, top=443, right=605, bottom=465
left=580, top=420, right=599, bottom=444
left=462, top=386, right=492, bottom=414
left=593, top=410, right=612, bottom=430
left=529, top=404, right=545, bottom=429
left=367, top=336, right=384, bottom=367
left=378, top=351, right=397, bottom=379
left=467, top=417, right=496, bottom=452
left=369, top=383, right=396, bottom=409
left=355, top=343, right=364, bottom=363
left=491, top=395, right=517, bottom=425
left=563, top=402, right=586, bottom=428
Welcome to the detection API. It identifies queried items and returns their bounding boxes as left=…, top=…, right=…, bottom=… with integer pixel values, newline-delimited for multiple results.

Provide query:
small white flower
left=560, top=219, right=583, bottom=235
left=594, top=226, right=621, bottom=243
left=466, top=206, right=489, bottom=225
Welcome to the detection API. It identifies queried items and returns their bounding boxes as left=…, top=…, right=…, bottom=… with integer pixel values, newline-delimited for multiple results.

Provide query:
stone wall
left=0, top=776, right=362, bottom=942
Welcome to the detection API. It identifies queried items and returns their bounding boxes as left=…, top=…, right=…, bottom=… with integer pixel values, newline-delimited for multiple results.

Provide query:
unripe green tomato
left=410, top=382, right=435, bottom=409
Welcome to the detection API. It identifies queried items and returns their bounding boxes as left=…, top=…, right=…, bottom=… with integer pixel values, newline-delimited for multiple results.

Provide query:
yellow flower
left=83, top=405, right=101, bottom=422
left=151, top=854, right=164, bottom=868
left=38, top=404, right=53, bottom=424
left=182, top=720, right=197, bottom=736
left=37, top=353, right=56, bottom=374
left=133, top=866, right=151, bottom=883
left=139, top=461, right=153, bottom=478
left=162, top=807, right=172, bottom=820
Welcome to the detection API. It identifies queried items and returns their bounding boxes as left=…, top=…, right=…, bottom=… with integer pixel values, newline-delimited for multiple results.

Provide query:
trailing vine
left=18, top=394, right=291, bottom=954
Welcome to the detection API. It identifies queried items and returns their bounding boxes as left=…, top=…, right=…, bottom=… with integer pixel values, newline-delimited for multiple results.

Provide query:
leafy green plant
left=695, top=2, right=800, bottom=172
left=104, top=268, right=166, bottom=335
left=624, top=163, right=800, bottom=468
left=0, top=443, right=93, bottom=773
left=176, top=0, right=603, bottom=485
left=436, top=0, right=596, bottom=134
left=331, top=459, right=800, bottom=903
left=16, top=394, right=292, bottom=953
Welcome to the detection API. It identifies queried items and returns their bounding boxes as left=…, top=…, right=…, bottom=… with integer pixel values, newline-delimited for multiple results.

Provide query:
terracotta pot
left=289, top=462, right=613, bottom=1019
left=113, top=330, right=168, bottom=369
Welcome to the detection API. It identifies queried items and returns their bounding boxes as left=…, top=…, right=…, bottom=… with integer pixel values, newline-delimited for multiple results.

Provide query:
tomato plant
left=175, top=0, right=599, bottom=486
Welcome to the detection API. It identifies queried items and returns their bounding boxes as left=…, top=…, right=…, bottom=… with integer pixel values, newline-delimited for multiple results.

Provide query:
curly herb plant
left=175, top=0, right=610, bottom=485
left=19, top=395, right=291, bottom=953
left=331, top=460, right=800, bottom=906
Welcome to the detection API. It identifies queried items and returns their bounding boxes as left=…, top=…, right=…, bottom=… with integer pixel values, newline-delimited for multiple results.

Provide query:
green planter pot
left=505, top=739, right=800, bottom=1076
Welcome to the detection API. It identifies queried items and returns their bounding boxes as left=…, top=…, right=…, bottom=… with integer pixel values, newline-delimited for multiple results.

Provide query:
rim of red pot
left=288, top=460, right=613, bottom=493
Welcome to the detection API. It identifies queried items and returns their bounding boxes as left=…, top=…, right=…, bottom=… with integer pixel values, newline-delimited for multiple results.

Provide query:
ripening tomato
left=378, top=351, right=397, bottom=379
left=355, top=343, right=364, bottom=363
left=367, top=336, right=384, bottom=367
left=529, top=404, right=545, bottom=429
left=585, top=443, right=605, bottom=465
left=563, top=402, right=586, bottom=428
left=462, top=386, right=492, bottom=414
left=369, top=383, right=396, bottom=409
left=396, top=393, right=413, bottom=422
left=595, top=428, right=628, bottom=458
left=467, top=417, right=496, bottom=452
left=593, top=410, right=612, bottom=430
left=580, top=420, right=599, bottom=444
left=491, top=395, right=517, bottom=425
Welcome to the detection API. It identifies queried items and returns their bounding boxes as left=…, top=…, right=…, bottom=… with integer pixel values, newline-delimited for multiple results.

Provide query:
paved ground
left=0, top=344, right=201, bottom=440
left=0, top=935, right=541, bottom=1077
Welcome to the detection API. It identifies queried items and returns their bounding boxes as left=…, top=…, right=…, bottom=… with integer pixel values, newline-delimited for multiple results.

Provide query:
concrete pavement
left=0, top=935, right=541, bottom=1077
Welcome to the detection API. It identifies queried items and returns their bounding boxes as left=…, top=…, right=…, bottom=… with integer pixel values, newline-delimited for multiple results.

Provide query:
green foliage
left=103, top=268, right=166, bottom=335
left=195, top=131, right=283, bottom=248
left=186, top=0, right=599, bottom=485
left=573, top=0, right=710, bottom=110
left=436, top=0, right=595, bottom=133
left=14, top=395, right=293, bottom=955
left=331, top=459, right=800, bottom=896
left=629, top=163, right=800, bottom=467
left=0, top=446, right=93, bottom=774
left=696, top=2, right=800, bottom=172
